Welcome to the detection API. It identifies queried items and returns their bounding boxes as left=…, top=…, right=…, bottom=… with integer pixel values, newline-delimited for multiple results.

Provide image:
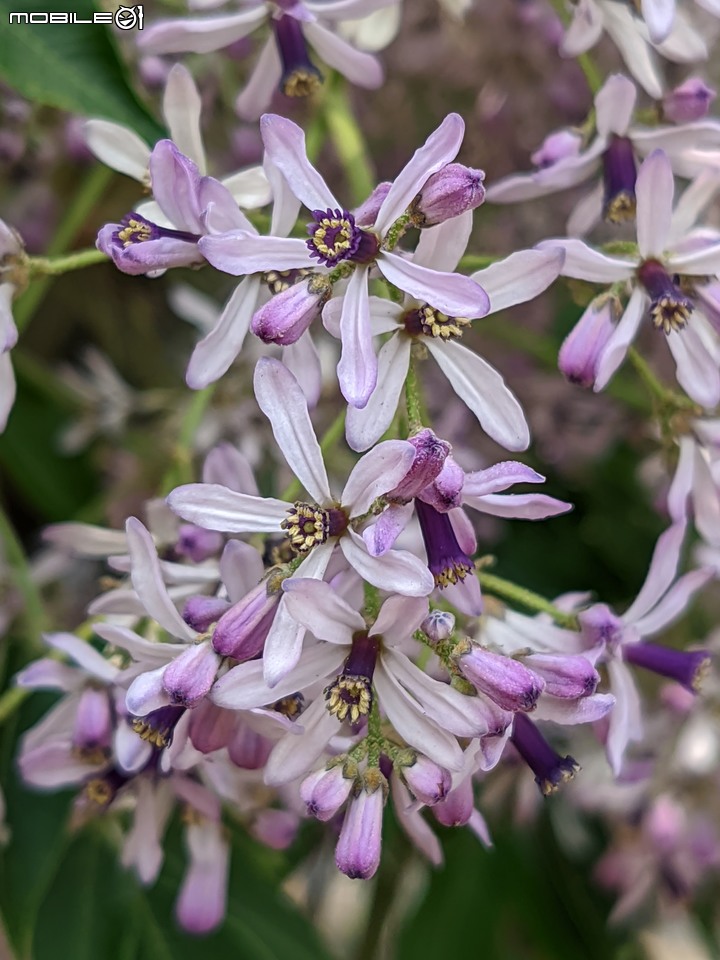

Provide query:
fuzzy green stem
left=280, top=407, right=347, bottom=502
left=404, top=359, right=424, bottom=434
left=0, top=502, right=47, bottom=655
left=160, top=385, right=218, bottom=495
left=26, top=248, right=108, bottom=278
left=477, top=570, right=579, bottom=629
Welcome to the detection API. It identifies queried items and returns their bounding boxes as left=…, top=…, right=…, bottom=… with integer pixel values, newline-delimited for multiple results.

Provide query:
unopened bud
left=251, top=275, right=332, bottom=345
left=300, top=764, right=354, bottom=821
left=420, top=609, right=456, bottom=643
left=162, top=641, right=221, bottom=708
left=211, top=581, right=279, bottom=659
left=335, top=775, right=386, bottom=880
left=401, top=754, right=452, bottom=806
left=353, top=181, right=392, bottom=226
left=432, top=777, right=474, bottom=826
left=523, top=653, right=599, bottom=699
left=412, top=163, right=486, bottom=227
left=386, top=428, right=450, bottom=502
left=182, top=595, right=231, bottom=632
left=456, top=645, right=544, bottom=712
left=663, top=77, right=716, bottom=124
left=175, top=524, right=224, bottom=563
left=558, top=297, right=616, bottom=388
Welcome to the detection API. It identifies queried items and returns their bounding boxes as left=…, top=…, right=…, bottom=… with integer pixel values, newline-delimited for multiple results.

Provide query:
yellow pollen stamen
left=280, top=501, right=330, bottom=554
left=419, top=305, right=471, bottom=340
left=282, top=70, right=322, bottom=98
left=84, top=778, right=114, bottom=806
left=651, top=298, right=692, bottom=334
left=131, top=716, right=171, bottom=748
left=324, top=675, right=373, bottom=724
left=605, top=192, right=636, bottom=224
left=435, top=561, right=472, bottom=588
left=117, top=219, right=152, bottom=247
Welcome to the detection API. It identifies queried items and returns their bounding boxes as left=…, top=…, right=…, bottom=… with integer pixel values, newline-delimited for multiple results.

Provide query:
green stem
left=160, top=385, right=218, bottom=495
left=324, top=79, right=375, bottom=206
left=477, top=570, right=578, bottom=629
left=459, top=253, right=498, bottom=271
left=404, top=359, right=424, bottom=434
left=27, top=248, right=108, bottom=278
left=548, top=0, right=602, bottom=94
left=280, top=407, right=347, bottom=502
left=0, top=502, right=47, bottom=654
left=13, top=165, right=113, bottom=333
left=0, top=686, right=30, bottom=726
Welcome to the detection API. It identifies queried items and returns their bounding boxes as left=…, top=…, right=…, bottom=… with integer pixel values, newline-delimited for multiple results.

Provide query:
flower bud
left=455, top=644, right=544, bottom=712
left=401, top=755, right=452, bottom=806
left=523, top=653, right=599, bottom=699
left=432, top=777, right=474, bottom=826
left=227, top=723, right=272, bottom=769
left=531, top=130, right=582, bottom=168
left=663, top=77, right=716, bottom=124
left=211, top=581, right=280, bottom=659
left=412, top=163, right=486, bottom=227
left=300, top=765, right=354, bottom=821
left=162, top=641, right=221, bottom=708
left=511, top=713, right=578, bottom=795
left=175, top=524, right=224, bottom=563
left=182, top=596, right=231, bottom=633
left=353, top=181, right=392, bottom=226
left=386, top=429, right=451, bottom=502
left=188, top=702, right=237, bottom=754
left=558, top=298, right=615, bottom=388
left=420, top=609, right=456, bottom=644
left=418, top=455, right=465, bottom=512
left=251, top=275, right=332, bottom=346
left=73, top=687, right=113, bottom=755
left=335, top=772, right=386, bottom=880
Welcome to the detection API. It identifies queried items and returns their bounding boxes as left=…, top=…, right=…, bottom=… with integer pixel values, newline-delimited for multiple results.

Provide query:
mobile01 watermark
left=8, top=4, right=144, bottom=29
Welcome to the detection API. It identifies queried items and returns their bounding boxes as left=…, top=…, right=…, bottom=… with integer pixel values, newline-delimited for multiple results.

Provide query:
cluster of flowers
left=3, top=0, right=720, bottom=937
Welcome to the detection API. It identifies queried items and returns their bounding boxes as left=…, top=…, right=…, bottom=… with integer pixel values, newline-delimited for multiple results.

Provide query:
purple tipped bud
left=182, top=596, right=232, bottom=633
left=386, top=429, right=451, bottom=502
left=602, top=135, right=637, bottom=223
left=73, top=687, right=113, bottom=755
left=335, top=772, right=386, bottom=880
left=401, top=755, right=452, bottom=806
left=162, top=641, right=221, bottom=708
left=353, top=181, right=392, bottom=226
left=251, top=274, right=332, bottom=346
left=300, top=765, right=354, bottom=821
left=418, top=456, right=464, bottom=512
left=523, top=653, right=599, bottom=699
left=211, top=581, right=280, bottom=659
left=432, top=777, right=474, bottom=826
left=511, top=713, right=578, bottom=795
left=228, top=723, right=272, bottom=769
left=456, top=645, right=544, bottom=712
left=420, top=609, right=456, bottom=643
left=413, top=163, right=486, bottom=226
left=558, top=298, right=616, bottom=388
left=175, top=524, right=224, bottom=563
left=663, top=77, right=716, bottom=124
left=531, top=130, right=582, bottom=169
left=623, top=642, right=711, bottom=694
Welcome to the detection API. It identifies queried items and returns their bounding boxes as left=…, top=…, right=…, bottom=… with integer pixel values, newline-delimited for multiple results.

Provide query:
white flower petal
left=264, top=697, right=338, bottom=785
left=623, top=520, right=687, bottom=624
left=302, top=21, right=384, bottom=88
left=345, top=334, right=411, bottom=452
left=167, top=484, right=288, bottom=533
left=369, top=595, right=429, bottom=645
left=260, top=113, right=338, bottom=211
left=606, top=659, right=643, bottom=776
left=414, top=211, right=473, bottom=273
left=471, top=248, right=564, bottom=314
left=538, top=238, right=635, bottom=282
left=235, top=37, right=282, bottom=122
left=343, top=439, right=415, bottom=516
left=282, top=577, right=365, bottom=643
left=595, top=74, right=637, bottom=138
left=44, top=631, right=118, bottom=683
left=83, top=120, right=149, bottom=181
left=636, top=150, right=674, bottom=259
left=594, top=286, right=647, bottom=391
left=340, top=529, right=435, bottom=597
left=163, top=64, right=206, bottom=173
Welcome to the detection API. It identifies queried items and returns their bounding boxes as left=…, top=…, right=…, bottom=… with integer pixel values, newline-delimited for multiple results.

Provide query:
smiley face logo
left=114, top=4, right=143, bottom=30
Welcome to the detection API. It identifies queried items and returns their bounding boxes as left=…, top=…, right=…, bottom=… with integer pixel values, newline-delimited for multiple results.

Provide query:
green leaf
left=0, top=0, right=163, bottom=142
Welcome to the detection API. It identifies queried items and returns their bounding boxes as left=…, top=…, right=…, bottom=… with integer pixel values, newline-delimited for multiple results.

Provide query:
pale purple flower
left=200, top=113, right=490, bottom=407
left=138, top=0, right=393, bottom=121
left=667, top=422, right=720, bottom=545
left=0, top=220, right=22, bottom=432
left=539, top=150, right=720, bottom=408
left=97, top=139, right=251, bottom=276
left=335, top=774, right=385, bottom=880
left=558, top=296, right=616, bottom=387
left=663, top=77, right=717, bottom=124
left=168, top=358, right=435, bottom=685
left=487, top=74, right=720, bottom=236
left=578, top=521, right=714, bottom=775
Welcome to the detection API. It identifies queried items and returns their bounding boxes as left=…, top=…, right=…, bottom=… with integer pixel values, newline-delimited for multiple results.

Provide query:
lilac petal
left=220, top=540, right=263, bottom=603
left=375, top=114, right=464, bottom=234
left=163, top=64, right=206, bottom=173
left=83, top=120, right=149, bottom=181
left=566, top=182, right=604, bottom=237
left=176, top=822, right=229, bottom=934
left=606, top=659, right=643, bottom=776
left=284, top=335, right=322, bottom=409
left=0, top=352, right=15, bottom=432
left=235, top=38, right=282, bottom=122
left=19, top=739, right=103, bottom=788
left=391, top=774, right=443, bottom=866
left=636, top=150, right=674, bottom=259
left=306, top=0, right=399, bottom=17
left=464, top=492, right=573, bottom=520
left=379, top=252, right=489, bottom=317
left=264, top=697, right=339, bottom=785
left=185, top=275, right=262, bottom=388
left=655, top=8, right=706, bottom=60
left=126, top=666, right=171, bottom=717
left=199, top=232, right=311, bottom=275
left=43, top=522, right=127, bottom=556
left=138, top=7, right=266, bottom=55
left=346, top=334, right=411, bottom=452
left=302, top=21, right=384, bottom=88
left=282, top=578, right=365, bottom=642
left=427, top=339, right=529, bottom=451
left=602, top=4, right=664, bottom=99
left=149, top=140, right=204, bottom=234
left=202, top=443, right=258, bottom=494
left=343, top=439, right=415, bottom=517
left=115, top=722, right=154, bottom=774
left=211, top=641, right=345, bottom=710
left=441, top=574, right=483, bottom=617
left=369, top=595, right=429, bottom=644
left=126, top=518, right=196, bottom=641
left=363, top=502, right=414, bottom=557
left=666, top=435, right=693, bottom=522
left=471, top=248, right=564, bottom=314
left=595, top=74, right=637, bottom=138
left=450, top=507, right=476, bottom=555
left=254, top=357, right=330, bottom=505
left=15, top=658, right=80, bottom=692
left=120, top=778, right=169, bottom=883
left=324, top=294, right=400, bottom=339
left=462, top=461, right=544, bottom=497
left=560, top=0, right=603, bottom=56
left=340, top=529, right=435, bottom=597
left=44, top=631, right=118, bottom=683
left=265, top=151, right=302, bottom=239
left=374, top=665, right=463, bottom=770
left=693, top=446, right=720, bottom=543
left=667, top=242, right=720, bottom=276
left=94, top=623, right=188, bottom=663
left=667, top=326, right=720, bottom=408
left=533, top=691, right=615, bottom=724
left=221, top=166, right=272, bottom=211
left=200, top=178, right=255, bottom=234
left=414, top=211, right=473, bottom=273
left=633, top=568, right=714, bottom=636
left=167, top=484, right=288, bottom=533
left=537, top=238, right=635, bottom=282
left=337, top=265, right=377, bottom=408
left=260, top=113, right=338, bottom=211
left=101, top=233, right=201, bottom=275
left=594, top=287, right=647, bottom=391
left=641, top=0, right=675, bottom=44
left=623, top=521, right=687, bottom=624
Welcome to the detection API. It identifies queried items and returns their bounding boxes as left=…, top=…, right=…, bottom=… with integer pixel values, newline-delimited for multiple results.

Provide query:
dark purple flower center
left=306, top=208, right=380, bottom=268
left=602, top=135, right=637, bottom=223
left=511, top=713, right=579, bottom=796
left=131, top=704, right=185, bottom=748
left=623, top=642, right=711, bottom=693
left=403, top=302, right=471, bottom=340
left=325, top=632, right=379, bottom=724
left=114, top=212, right=200, bottom=249
left=272, top=14, right=322, bottom=97
left=637, top=259, right=693, bottom=334
left=415, top=499, right=474, bottom=588
left=280, top=501, right=348, bottom=554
